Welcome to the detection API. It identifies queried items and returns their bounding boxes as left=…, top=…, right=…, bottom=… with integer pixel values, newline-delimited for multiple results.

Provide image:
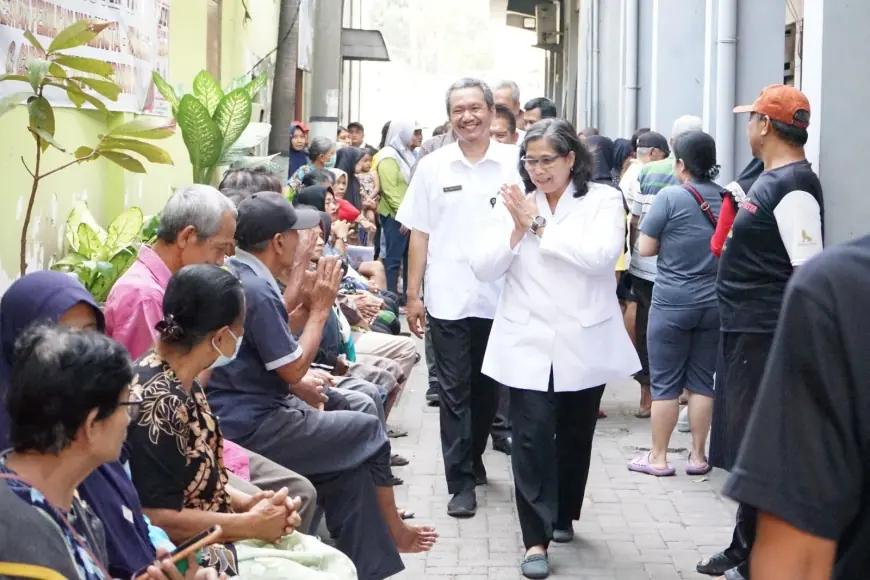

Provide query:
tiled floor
left=386, top=338, right=735, bottom=579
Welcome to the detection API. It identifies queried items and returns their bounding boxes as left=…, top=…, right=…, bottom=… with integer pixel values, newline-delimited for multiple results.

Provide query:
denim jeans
left=380, top=214, right=409, bottom=297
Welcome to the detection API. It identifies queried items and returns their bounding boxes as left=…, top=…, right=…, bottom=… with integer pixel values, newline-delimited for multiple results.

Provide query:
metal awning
left=341, top=29, right=390, bottom=62
left=506, top=0, right=539, bottom=16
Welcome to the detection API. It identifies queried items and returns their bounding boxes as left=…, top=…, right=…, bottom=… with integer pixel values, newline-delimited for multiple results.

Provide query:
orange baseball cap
left=733, top=84, right=810, bottom=129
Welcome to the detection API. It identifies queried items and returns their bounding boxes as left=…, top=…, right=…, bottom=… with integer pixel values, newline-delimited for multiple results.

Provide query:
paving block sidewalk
left=386, top=340, right=736, bottom=580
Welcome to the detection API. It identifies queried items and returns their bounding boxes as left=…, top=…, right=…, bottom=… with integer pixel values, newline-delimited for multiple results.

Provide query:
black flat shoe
left=521, top=553, right=549, bottom=579
left=447, top=489, right=477, bottom=518
left=724, top=567, right=748, bottom=580
left=552, top=527, right=574, bottom=543
left=697, top=551, right=742, bottom=576
left=425, top=385, right=440, bottom=406
left=492, top=436, right=512, bottom=456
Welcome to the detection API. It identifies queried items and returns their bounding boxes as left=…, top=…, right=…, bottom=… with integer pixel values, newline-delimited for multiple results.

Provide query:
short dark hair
left=519, top=118, right=594, bottom=198
left=579, top=127, right=599, bottom=137
left=348, top=122, right=364, bottom=133
left=432, top=124, right=446, bottom=137
left=493, top=104, right=517, bottom=135
left=631, top=127, right=651, bottom=152
left=337, top=126, right=347, bottom=136
left=7, top=325, right=133, bottom=453
left=673, top=130, right=720, bottom=181
left=301, top=168, right=334, bottom=187
left=157, top=265, right=245, bottom=354
left=219, top=168, right=282, bottom=203
left=523, top=97, right=558, bottom=119
left=752, top=112, right=809, bottom=147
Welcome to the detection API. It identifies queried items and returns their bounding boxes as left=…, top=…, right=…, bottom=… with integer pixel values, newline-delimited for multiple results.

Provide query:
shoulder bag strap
left=682, top=184, right=717, bottom=229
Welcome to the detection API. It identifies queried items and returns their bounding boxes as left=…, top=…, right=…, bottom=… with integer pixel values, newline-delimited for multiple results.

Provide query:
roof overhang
left=341, top=29, right=390, bottom=62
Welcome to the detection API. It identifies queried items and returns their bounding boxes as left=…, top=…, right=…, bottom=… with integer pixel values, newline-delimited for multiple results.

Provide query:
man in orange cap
left=697, top=84, right=825, bottom=580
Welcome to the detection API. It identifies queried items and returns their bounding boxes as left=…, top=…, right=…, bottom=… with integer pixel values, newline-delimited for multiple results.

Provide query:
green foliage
left=0, top=18, right=177, bottom=275
left=52, top=201, right=145, bottom=303
left=155, top=69, right=268, bottom=184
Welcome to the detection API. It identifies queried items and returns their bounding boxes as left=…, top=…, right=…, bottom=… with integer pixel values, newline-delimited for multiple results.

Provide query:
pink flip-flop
left=628, top=451, right=676, bottom=477
left=685, top=452, right=713, bottom=476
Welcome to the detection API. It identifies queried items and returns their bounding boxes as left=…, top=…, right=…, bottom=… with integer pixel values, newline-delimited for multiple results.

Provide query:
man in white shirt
left=398, top=78, right=522, bottom=518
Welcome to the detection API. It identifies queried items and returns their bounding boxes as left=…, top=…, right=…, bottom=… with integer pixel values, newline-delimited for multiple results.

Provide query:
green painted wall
left=0, top=0, right=280, bottom=291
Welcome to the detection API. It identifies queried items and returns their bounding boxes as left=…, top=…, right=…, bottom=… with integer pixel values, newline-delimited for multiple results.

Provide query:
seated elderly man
left=103, top=184, right=320, bottom=533
left=206, top=192, right=437, bottom=580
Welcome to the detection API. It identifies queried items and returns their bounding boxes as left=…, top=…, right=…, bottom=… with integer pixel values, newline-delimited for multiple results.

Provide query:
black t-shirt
left=723, top=235, right=870, bottom=579
left=717, top=160, right=824, bottom=333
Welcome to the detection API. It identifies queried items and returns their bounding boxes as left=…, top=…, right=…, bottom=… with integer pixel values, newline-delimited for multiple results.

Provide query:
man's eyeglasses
left=119, top=391, right=144, bottom=421
left=521, top=155, right=563, bottom=169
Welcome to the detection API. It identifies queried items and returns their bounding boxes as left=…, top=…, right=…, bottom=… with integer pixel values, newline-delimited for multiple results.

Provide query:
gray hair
left=445, top=77, right=494, bottom=115
left=671, top=115, right=703, bottom=141
left=495, top=80, right=521, bottom=104
left=308, top=136, right=334, bottom=162
left=156, top=184, right=238, bottom=243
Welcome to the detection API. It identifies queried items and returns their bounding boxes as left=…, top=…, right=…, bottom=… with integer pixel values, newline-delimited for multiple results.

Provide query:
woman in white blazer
left=470, top=119, right=640, bottom=580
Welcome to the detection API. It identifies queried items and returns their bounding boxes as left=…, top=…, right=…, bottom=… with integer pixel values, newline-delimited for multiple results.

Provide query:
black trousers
left=631, top=275, right=654, bottom=384
left=723, top=503, right=757, bottom=577
left=428, top=314, right=500, bottom=494
left=490, top=385, right=511, bottom=442
left=510, top=374, right=605, bottom=550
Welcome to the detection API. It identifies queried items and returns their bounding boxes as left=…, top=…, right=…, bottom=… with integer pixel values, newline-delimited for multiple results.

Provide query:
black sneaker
left=446, top=489, right=477, bottom=518
left=426, top=385, right=440, bottom=406
left=697, top=551, right=742, bottom=576
left=492, top=436, right=512, bottom=456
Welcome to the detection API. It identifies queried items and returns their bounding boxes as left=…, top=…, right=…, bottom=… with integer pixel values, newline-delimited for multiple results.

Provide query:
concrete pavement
left=386, top=339, right=736, bottom=580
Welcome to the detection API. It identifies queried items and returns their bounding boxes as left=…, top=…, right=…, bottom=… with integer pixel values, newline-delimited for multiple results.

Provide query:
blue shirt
left=640, top=181, right=722, bottom=309
left=207, top=250, right=303, bottom=441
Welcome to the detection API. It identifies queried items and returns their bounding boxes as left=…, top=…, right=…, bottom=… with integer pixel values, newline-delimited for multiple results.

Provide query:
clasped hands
left=243, top=487, right=304, bottom=543
left=501, top=184, right=538, bottom=232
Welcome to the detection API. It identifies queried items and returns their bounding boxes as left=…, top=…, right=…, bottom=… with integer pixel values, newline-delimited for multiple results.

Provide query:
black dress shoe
left=447, top=489, right=477, bottom=518
left=493, top=436, right=512, bottom=456
left=724, top=567, right=748, bottom=580
left=697, top=551, right=742, bottom=576
left=425, top=385, right=440, bottom=405
left=552, top=527, right=574, bottom=543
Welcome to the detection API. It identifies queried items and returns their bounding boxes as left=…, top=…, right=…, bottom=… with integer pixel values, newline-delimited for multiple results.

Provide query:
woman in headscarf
left=612, top=138, right=634, bottom=182
left=328, top=167, right=376, bottom=242
left=287, top=121, right=310, bottom=179
left=287, top=136, right=336, bottom=193
left=0, top=272, right=181, bottom=579
left=334, top=147, right=368, bottom=211
left=374, top=120, right=417, bottom=299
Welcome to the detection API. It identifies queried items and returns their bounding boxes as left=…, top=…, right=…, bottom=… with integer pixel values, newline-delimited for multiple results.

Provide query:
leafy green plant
left=51, top=201, right=144, bottom=303
left=153, top=69, right=268, bottom=185
left=0, top=19, right=175, bottom=275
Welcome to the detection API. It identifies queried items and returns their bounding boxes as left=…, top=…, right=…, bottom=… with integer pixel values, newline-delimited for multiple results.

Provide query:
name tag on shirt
left=122, top=505, right=134, bottom=524
left=443, top=185, right=462, bottom=193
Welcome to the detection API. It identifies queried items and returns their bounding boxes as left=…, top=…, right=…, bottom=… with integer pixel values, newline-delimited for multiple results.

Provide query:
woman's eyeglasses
left=119, top=391, right=144, bottom=421
left=521, top=155, right=563, bottom=170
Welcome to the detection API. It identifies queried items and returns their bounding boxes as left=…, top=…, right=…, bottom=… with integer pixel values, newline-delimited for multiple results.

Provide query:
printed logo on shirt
left=741, top=199, right=758, bottom=214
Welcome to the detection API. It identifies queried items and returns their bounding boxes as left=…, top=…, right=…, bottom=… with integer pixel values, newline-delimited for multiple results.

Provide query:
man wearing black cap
left=207, top=192, right=437, bottom=579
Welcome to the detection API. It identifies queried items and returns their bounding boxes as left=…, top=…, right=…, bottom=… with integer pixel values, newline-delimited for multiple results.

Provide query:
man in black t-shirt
left=723, top=237, right=870, bottom=580
left=698, top=85, right=824, bottom=580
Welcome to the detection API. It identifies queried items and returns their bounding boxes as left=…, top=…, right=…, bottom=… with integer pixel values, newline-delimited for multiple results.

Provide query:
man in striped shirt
left=628, top=116, right=703, bottom=417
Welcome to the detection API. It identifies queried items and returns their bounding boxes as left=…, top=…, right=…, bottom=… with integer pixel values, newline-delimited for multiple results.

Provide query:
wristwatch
left=529, top=215, right=547, bottom=235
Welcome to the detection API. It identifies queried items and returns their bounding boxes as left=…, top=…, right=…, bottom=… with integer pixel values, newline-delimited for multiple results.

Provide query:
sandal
left=390, top=475, right=404, bottom=486
left=398, top=509, right=415, bottom=520
left=627, top=451, right=676, bottom=477
left=387, top=426, right=408, bottom=438
left=686, top=452, right=713, bottom=476
left=391, top=453, right=410, bottom=467
left=635, top=408, right=651, bottom=419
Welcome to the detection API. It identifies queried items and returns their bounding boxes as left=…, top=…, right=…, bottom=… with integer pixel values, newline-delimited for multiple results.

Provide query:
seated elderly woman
left=0, top=323, right=218, bottom=580
left=125, top=264, right=356, bottom=579
left=218, top=167, right=283, bottom=205
left=0, top=271, right=182, bottom=580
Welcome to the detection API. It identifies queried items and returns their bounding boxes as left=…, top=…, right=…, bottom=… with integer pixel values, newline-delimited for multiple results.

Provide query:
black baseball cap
left=235, top=191, right=321, bottom=246
left=636, top=131, right=670, bottom=156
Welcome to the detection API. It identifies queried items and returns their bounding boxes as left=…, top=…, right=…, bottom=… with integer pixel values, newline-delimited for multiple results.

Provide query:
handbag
left=682, top=184, right=717, bottom=228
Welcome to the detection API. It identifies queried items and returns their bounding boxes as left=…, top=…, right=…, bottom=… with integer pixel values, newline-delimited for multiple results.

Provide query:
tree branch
left=20, top=156, right=34, bottom=178
left=38, top=153, right=98, bottom=180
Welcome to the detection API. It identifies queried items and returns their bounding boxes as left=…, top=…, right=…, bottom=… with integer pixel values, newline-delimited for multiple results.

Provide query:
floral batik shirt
left=125, top=351, right=239, bottom=575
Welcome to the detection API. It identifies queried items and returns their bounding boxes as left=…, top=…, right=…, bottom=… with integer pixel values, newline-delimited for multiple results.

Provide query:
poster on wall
left=297, top=0, right=314, bottom=72
left=0, top=0, right=172, bottom=116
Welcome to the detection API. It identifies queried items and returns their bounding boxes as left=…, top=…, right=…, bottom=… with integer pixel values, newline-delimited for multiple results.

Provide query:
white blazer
left=470, top=182, right=641, bottom=393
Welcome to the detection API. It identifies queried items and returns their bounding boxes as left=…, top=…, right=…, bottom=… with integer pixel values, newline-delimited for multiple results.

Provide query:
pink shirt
left=105, top=245, right=251, bottom=481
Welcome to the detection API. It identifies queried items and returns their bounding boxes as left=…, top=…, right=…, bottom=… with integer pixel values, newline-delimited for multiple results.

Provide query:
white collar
left=232, top=248, right=283, bottom=298
left=444, top=138, right=503, bottom=168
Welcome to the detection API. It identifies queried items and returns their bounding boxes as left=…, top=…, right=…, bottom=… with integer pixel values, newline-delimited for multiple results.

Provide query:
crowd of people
left=0, top=71, right=867, bottom=580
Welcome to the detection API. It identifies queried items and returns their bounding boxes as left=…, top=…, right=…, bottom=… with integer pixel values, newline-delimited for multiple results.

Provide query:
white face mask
left=209, top=329, right=242, bottom=369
